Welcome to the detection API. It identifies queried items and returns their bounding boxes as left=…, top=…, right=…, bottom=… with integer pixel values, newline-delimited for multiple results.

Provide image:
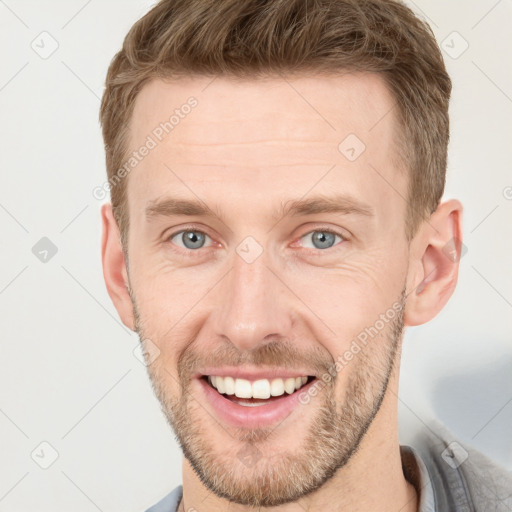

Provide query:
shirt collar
left=401, top=445, right=437, bottom=512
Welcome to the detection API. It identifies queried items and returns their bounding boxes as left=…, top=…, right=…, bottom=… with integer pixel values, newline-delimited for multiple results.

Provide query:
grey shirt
left=146, top=425, right=512, bottom=511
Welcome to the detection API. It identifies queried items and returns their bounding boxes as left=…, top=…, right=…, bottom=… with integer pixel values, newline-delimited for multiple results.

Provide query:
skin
left=101, top=73, right=463, bottom=511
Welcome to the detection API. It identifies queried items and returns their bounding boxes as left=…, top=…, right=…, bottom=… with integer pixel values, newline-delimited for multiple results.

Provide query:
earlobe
left=100, top=203, right=135, bottom=331
left=404, top=199, right=464, bottom=327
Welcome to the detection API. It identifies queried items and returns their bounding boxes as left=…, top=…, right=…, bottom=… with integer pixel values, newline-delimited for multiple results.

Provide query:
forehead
left=130, top=72, right=397, bottom=147
left=126, top=73, right=405, bottom=227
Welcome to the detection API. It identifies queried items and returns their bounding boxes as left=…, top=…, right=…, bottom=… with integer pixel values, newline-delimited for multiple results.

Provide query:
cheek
left=288, top=257, right=404, bottom=339
left=131, top=258, right=214, bottom=327
left=129, top=269, right=186, bottom=364
left=130, top=240, right=407, bottom=372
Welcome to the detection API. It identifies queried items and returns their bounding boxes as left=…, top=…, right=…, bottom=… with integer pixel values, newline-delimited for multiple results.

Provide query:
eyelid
left=165, top=222, right=213, bottom=239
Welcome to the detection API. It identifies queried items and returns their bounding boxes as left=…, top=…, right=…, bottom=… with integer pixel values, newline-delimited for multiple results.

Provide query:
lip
left=196, top=375, right=317, bottom=429
left=194, top=366, right=317, bottom=381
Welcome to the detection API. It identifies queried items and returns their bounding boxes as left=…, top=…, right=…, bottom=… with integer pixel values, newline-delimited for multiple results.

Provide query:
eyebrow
left=145, top=194, right=374, bottom=222
left=278, top=195, right=374, bottom=219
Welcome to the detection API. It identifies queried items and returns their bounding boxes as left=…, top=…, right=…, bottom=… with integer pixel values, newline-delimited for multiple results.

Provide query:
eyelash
left=166, top=225, right=347, bottom=256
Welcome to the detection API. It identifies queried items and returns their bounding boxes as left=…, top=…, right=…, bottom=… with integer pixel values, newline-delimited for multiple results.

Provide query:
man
left=99, top=0, right=512, bottom=511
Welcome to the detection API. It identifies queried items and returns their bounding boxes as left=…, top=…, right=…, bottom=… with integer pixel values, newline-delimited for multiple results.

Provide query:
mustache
left=177, top=339, right=333, bottom=382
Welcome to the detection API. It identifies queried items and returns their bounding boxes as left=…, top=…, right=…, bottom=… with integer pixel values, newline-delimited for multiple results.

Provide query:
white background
left=0, top=1, right=511, bottom=510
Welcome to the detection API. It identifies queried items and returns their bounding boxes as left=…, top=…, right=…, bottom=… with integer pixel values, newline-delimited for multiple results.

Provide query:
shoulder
left=411, top=422, right=512, bottom=511
left=145, top=485, right=183, bottom=512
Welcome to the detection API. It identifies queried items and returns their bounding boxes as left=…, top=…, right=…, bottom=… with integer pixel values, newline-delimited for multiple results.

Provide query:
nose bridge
left=213, top=248, right=291, bottom=350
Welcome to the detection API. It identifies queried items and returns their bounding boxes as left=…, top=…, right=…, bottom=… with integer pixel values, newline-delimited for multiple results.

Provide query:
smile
left=207, top=375, right=311, bottom=403
left=197, top=373, right=318, bottom=428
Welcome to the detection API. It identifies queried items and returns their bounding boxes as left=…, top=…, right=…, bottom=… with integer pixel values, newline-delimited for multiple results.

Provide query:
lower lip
left=196, top=377, right=317, bottom=429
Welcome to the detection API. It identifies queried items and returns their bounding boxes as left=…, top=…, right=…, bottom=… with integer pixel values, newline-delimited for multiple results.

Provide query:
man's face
left=125, top=73, right=411, bottom=506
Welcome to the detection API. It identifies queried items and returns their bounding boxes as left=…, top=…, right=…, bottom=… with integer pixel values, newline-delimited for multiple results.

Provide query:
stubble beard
left=133, top=287, right=405, bottom=507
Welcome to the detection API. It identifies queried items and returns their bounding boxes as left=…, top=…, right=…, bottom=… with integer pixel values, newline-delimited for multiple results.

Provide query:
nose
left=212, top=248, right=293, bottom=352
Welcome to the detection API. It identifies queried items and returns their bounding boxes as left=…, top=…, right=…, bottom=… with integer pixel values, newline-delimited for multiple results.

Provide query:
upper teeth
left=208, top=376, right=309, bottom=399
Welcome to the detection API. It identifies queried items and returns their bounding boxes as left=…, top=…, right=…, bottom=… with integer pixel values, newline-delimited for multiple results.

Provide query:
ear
left=100, top=203, right=135, bottom=330
left=404, top=199, right=464, bottom=326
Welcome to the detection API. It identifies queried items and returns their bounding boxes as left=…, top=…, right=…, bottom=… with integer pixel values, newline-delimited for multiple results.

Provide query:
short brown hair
left=100, top=0, right=451, bottom=246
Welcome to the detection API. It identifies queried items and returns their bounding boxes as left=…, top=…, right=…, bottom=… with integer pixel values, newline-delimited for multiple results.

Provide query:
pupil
left=183, top=231, right=204, bottom=249
left=313, top=231, right=335, bottom=249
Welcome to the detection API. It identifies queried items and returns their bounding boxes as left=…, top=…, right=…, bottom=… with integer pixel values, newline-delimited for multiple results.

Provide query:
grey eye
left=301, top=230, right=342, bottom=250
left=171, top=230, right=209, bottom=250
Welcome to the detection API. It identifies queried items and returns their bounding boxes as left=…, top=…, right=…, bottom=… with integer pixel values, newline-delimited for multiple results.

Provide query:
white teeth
left=224, top=376, right=235, bottom=395
left=235, top=378, right=253, bottom=398
left=252, top=379, right=271, bottom=399
left=216, top=376, right=226, bottom=394
left=232, top=400, right=268, bottom=407
left=284, top=377, right=296, bottom=394
left=208, top=375, right=310, bottom=398
left=270, top=378, right=285, bottom=396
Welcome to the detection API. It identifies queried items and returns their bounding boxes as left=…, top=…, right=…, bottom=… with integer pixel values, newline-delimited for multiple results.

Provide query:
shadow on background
left=431, top=357, right=512, bottom=470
